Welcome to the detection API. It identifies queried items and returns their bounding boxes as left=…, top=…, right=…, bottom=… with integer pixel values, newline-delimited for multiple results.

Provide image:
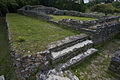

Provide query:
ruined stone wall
left=18, top=5, right=104, bottom=19
left=58, top=16, right=120, bottom=44
left=108, top=48, right=120, bottom=78
left=18, top=5, right=53, bottom=21
left=88, top=17, right=120, bottom=44
left=58, top=16, right=119, bottom=30
left=91, top=23, right=120, bottom=44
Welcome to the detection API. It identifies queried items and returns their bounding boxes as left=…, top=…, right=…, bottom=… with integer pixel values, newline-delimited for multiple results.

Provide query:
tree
left=105, top=0, right=114, bottom=3
left=91, top=4, right=115, bottom=16
left=112, top=1, right=120, bottom=9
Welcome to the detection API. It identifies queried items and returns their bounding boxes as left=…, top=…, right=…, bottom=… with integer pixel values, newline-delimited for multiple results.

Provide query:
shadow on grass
left=0, top=17, right=17, bottom=80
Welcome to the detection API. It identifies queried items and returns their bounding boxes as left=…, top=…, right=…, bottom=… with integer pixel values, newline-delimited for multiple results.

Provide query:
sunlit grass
left=49, top=15, right=97, bottom=21
left=7, top=13, right=80, bottom=55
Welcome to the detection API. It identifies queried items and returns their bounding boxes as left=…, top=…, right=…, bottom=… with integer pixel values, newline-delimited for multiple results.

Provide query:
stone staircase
left=58, top=48, right=98, bottom=71
left=37, top=33, right=98, bottom=80
left=48, top=33, right=98, bottom=67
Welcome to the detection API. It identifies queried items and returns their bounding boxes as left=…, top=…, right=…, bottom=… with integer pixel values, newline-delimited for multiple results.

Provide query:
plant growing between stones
left=17, top=36, right=25, bottom=42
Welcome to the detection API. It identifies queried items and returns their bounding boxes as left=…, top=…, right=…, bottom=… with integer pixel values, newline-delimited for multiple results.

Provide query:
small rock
left=16, top=58, right=21, bottom=61
left=14, top=53, right=19, bottom=58
left=0, top=75, right=5, bottom=80
left=28, top=51, right=30, bottom=53
left=21, top=70, right=25, bottom=73
left=37, top=55, right=42, bottom=58
left=92, top=73, right=97, bottom=78
left=23, top=50, right=26, bottom=52
left=28, top=55, right=32, bottom=58
left=36, top=52, right=42, bottom=55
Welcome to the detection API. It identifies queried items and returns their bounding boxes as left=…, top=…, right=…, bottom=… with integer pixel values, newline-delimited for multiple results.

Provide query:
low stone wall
left=18, top=5, right=52, bottom=21
left=58, top=16, right=119, bottom=30
left=58, top=16, right=120, bottom=44
left=91, top=22, right=120, bottom=44
left=108, top=48, right=120, bottom=78
left=18, top=5, right=104, bottom=19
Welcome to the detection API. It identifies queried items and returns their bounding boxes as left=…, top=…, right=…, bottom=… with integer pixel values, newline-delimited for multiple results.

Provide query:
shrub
left=112, top=1, right=120, bottom=9
left=91, top=4, right=115, bottom=16
left=17, top=36, right=25, bottom=42
left=114, top=9, right=120, bottom=13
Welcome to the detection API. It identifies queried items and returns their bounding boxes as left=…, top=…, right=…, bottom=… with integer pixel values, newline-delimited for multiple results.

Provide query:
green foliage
left=17, top=36, right=25, bottom=42
left=112, top=1, right=120, bottom=9
left=114, top=8, right=120, bottom=13
left=46, top=0, right=86, bottom=12
left=91, top=4, right=115, bottom=16
left=0, top=0, right=18, bottom=16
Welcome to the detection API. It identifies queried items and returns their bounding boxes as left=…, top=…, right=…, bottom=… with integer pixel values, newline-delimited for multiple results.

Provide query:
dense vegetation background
left=0, top=0, right=120, bottom=16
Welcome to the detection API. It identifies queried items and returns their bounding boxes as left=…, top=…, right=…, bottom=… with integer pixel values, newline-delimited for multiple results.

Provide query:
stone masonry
left=108, top=48, right=120, bottom=78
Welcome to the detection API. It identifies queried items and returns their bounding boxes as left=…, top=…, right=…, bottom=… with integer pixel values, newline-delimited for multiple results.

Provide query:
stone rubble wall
left=87, top=16, right=120, bottom=44
left=18, top=5, right=104, bottom=20
left=18, top=5, right=53, bottom=21
left=91, top=22, right=120, bottom=44
left=58, top=16, right=119, bottom=30
left=108, top=48, right=120, bottom=78
left=58, top=16, right=120, bottom=44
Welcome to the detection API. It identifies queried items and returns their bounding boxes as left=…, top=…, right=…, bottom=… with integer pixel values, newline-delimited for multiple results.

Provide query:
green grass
left=49, top=15, right=98, bottom=21
left=7, top=13, right=80, bottom=55
left=0, top=17, right=17, bottom=80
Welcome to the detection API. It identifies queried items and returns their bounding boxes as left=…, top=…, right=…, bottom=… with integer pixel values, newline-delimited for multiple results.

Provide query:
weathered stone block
left=108, top=48, right=120, bottom=77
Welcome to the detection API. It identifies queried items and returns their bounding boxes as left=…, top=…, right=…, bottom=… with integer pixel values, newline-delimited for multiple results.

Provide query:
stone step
left=47, top=33, right=88, bottom=52
left=51, top=40, right=93, bottom=64
left=57, top=48, right=98, bottom=71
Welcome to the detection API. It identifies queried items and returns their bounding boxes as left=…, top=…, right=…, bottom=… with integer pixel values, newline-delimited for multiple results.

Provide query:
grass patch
left=7, top=13, right=80, bottom=55
left=49, top=15, right=98, bottom=21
